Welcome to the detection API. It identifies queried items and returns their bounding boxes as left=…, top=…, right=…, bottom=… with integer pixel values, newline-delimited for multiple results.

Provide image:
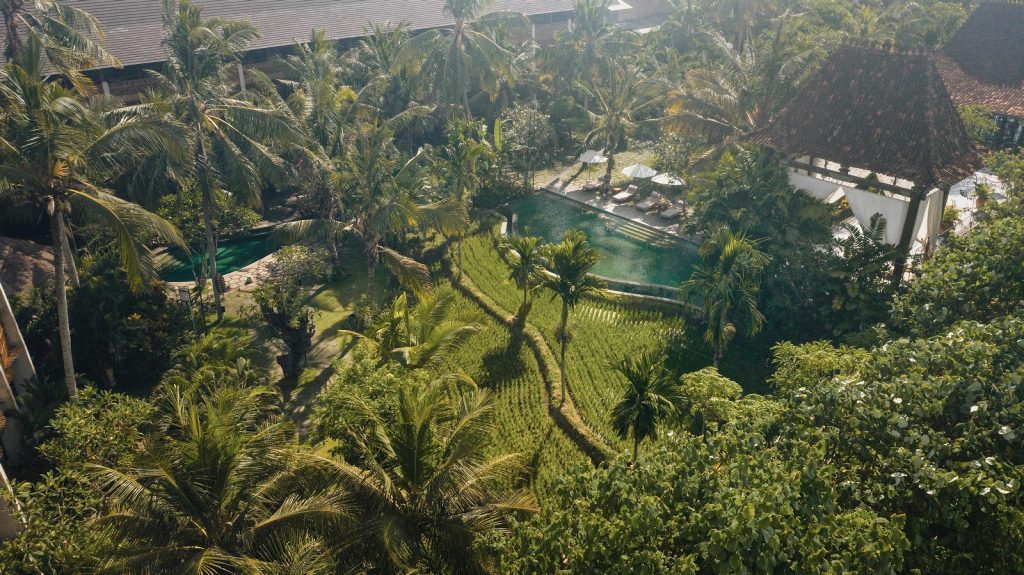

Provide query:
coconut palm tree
left=156, top=0, right=303, bottom=320
left=89, top=376, right=349, bottom=573
left=275, top=118, right=466, bottom=292
left=680, top=226, right=769, bottom=368
left=430, top=123, right=493, bottom=277
left=1, top=0, right=117, bottom=79
left=578, top=62, right=663, bottom=195
left=663, top=27, right=815, bottom=167
left=541, top=0, right=637, bottom=98
left=497, top=234, right=545, bottom=321
left=316, top=383, right=537, bottom=574
left=540, top=230, right=605, bottom=404
left=344, top=290, right=484, bottom=368
left=0, top=40, right=186, bottom=398
left=610, top=349, right=681, bottom=466
left=397, top=0, right=522, bottom=118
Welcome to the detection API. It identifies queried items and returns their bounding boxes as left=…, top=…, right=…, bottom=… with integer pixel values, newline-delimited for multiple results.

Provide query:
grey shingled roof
left=5, top=0, right=573, bottom=70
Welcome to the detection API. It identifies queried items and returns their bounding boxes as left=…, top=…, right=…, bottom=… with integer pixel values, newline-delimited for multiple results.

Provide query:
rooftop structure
left=750, top=42, right=981, bottom=275
left=25, top=0, right=575, bottom=71
left=0, top=0, right=574, bottom=100
left=936, top=1, right=1024, bottom=145
left=752, top=42, right=979, bottom=190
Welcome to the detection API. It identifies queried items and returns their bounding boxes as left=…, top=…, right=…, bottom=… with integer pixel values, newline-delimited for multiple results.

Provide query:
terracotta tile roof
left=936, top=54, right=1024, bottom=117
left=938, top=1, right=1024, bottom=117
left=749, top=42, right=980, bottom=189
left=1, top=0, right=573, bottom=70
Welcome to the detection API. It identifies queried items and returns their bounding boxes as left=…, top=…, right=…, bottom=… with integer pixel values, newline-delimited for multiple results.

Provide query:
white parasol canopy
left=621, top=163, right=658, bottom=179
left=651, top=173, right=685, bottom=186
left=578, top=150, right=608, bottom=164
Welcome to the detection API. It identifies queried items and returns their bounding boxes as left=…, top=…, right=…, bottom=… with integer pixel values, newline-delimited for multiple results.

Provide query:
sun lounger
left=659, top=207, right=683, bottom=220
left=636, top=193, right=667, bottom=212
left=582, top=179, right=602, bottom=191
left=612, top=190, right=637, bottom=203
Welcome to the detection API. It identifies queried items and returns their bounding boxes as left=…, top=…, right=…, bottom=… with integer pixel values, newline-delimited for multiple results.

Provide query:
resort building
left=33, top=0, right=577, bottom=101
left=937, top=1, right=1024, bottom=147
left=751, top=42, right=980, bottom=273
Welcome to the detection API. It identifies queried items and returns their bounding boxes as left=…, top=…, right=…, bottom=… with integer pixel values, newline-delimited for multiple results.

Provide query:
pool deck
left=543, top=183, right=697, bottom=242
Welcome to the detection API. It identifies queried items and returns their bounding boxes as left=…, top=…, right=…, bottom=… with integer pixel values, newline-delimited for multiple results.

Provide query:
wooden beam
left=892, top=185, right=926, bottom=285
left=787, top=160, right=915, bottom=197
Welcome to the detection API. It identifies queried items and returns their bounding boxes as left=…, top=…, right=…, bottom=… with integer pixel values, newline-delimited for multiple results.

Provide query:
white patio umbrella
left=621, top=163, right=657, bottom=179
left=578, top=149, right=608, bottom=164
left=651, top=173, right=685, bottom=186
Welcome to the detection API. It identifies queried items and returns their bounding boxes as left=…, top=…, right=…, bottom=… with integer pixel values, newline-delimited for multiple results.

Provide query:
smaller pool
left=159, top=232, right=274, bottom=282
left=509, top=193, right=699, bottom=289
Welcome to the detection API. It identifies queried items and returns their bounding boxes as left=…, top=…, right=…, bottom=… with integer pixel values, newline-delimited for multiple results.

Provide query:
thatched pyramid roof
left=0, top=237, right=54, bottom=295
left=750, top=42, right=980, bottom=189
left=938, top=1, right=1024, bottom=117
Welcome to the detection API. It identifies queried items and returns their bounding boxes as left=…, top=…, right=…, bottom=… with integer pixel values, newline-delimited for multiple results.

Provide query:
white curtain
left=843, top=186, right=943, bottom=248
left=789, top=172, right=844, bottom=202
left=842, top=186, right=910, bottom=245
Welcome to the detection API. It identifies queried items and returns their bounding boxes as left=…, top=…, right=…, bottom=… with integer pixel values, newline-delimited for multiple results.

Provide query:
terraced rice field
left=438, top=291, right=589, bottom=502
left=461, top=234, right=688, bottom=444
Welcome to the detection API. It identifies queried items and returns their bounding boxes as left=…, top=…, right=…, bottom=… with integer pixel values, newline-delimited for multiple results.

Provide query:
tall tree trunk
left=632, top=432, right=639, bottom=466
left=60, top=230, right=80, bottom=288
left=202, top=200, right=223, bottom=321
left=366, top=243, right=377, bottom=292
left=48, top=198, right=77, bottom=399
left=559, top=301, right=569, bottom=405
left=457, top=234, right=464, bottom=279
left=603, top=133, right=616, bottom=196
left=2, top=1, right=23, bottom=63
left=713, top=346, right=721, bottom=369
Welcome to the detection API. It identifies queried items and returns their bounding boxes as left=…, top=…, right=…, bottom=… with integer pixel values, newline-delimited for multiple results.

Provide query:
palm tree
left=663, top=27, right=815, bottom=166
left=610, top=349, right=681, bottom=466
left=430, top=123, right=493, bottom=277
left=1, top=0, right=117, bottom=79
left=680, top=226, right=769, bottom=368
left=344, top=290, right=484, bottom=368
left=0, top=41, right=186, bottom=398
left=317, top=383, right=537, bottom=574
left=578, top=62, right=663, bottom=195
left=497, top=234, right=545, bottom=321
left=542, top=0, right=636, bottom=98
left=540, top=230, right=605, bottom=404
left=156, top=0, right=303, bottom=320
left=276, top=118, right=466, bottom=292
left=90, top=376, right=349, bottom=573
left=397, top=0, right=521, bottom=118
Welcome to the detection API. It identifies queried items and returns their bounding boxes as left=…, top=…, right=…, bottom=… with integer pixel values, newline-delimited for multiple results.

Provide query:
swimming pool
left=508, top=193, right=699, bottom=289
left=159, top=232, right=275, bottom=282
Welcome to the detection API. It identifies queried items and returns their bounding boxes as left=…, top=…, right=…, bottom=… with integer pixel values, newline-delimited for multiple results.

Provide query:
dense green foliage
left=892, top=209, right=1024, bottom=337
left=3, top=0, right=1023, bottom=573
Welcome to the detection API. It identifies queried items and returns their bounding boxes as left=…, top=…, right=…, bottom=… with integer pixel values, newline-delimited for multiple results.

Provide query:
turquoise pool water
left=509, top=193, right=699, bottom=288
left=159, top=233, right=274, bottom=282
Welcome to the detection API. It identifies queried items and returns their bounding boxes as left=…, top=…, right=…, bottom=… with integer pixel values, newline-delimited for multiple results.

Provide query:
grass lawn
left=200, top=258, right=395, bottom=431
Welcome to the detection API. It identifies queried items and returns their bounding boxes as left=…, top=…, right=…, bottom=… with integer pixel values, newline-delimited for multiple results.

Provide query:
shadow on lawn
left=478, top=328, right=530, bottom=390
